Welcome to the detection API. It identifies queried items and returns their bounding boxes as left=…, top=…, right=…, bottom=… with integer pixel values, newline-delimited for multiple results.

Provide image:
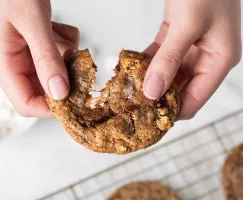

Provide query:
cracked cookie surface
left=107, top=181, right=181, bottom=200
left=222, top=144, right=243, bottom=200
left=46, top=49, right=180, bottom=154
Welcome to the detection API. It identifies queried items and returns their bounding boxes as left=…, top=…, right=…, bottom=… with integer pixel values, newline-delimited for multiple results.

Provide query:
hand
left=0, top=0, right=80, bottom=118
left=143, top=0, right=241, bottom=120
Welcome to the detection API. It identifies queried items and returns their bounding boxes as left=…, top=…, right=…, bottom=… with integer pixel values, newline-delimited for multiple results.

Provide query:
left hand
left=0, top=19, right=79, bottom=118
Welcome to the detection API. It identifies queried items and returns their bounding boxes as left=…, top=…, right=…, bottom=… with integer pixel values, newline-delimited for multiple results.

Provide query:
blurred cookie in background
left=222, top=143, right=243, bottom=200
left=107, top=181, right=181, bottom=200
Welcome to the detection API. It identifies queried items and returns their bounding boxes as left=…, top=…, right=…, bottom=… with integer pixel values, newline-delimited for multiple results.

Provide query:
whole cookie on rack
left=107, top=181, right=181, bottom=200
left=46, top=49, right=180, bottom=154
left=222, top=143, right=243, bottom=200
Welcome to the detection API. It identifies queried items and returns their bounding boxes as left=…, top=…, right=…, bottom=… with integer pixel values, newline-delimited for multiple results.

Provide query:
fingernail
left=144, top=73, right=164, bottom=100
left=48, top=75, right=69, bottom=100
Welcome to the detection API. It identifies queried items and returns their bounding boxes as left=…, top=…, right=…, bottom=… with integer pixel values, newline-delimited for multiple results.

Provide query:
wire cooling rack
left=40, top=109, right=243, bottom=200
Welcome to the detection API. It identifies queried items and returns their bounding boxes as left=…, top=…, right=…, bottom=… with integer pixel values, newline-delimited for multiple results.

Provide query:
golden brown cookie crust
left=46, top=49, right=180, bottom=154
left=107, top=181, right=181, bottom=200
left=222, top=144, right=243, bottom=200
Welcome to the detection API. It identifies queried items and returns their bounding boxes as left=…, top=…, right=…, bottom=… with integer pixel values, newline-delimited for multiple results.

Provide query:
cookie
left=46, top=49, right=180, bottom=154
left=222, top=143, right=243, bottom=200
left=107, top=181, right=181, bottom=200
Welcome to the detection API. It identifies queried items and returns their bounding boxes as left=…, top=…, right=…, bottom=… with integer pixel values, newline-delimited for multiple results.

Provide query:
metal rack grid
left=40, top=109, right=243, bottom=200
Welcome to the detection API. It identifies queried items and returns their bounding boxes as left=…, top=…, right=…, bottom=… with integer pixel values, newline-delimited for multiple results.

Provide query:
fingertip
left=48, top=75, right=69, bottom=100
left=176, top=110, right=197, bottom=121
left=176, top=92, right=200, bottom=121
left=144, top=42, right=160, bottom=57
left=143, top=90, right=160, bottom=100
left=43, top=110, right=55, bottom=119
left=33, top=97, right=55, bottom=118
left=143, top=73, right=165, bottom=100
left=63, top=49, right=77, bottom=58
left=19, top=96, right=55, bottom=118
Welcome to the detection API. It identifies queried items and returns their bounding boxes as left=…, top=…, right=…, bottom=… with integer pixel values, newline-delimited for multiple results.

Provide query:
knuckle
left=36, top=48, right=61, bottom=67
left=159, top=50, right=181, bottom=69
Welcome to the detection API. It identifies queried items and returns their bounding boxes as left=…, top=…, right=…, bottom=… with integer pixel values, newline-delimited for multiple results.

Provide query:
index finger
left=9, top=1, right=70, bottom=100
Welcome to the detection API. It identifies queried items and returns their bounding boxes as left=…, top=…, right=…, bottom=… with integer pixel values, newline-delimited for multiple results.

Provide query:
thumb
left=10, top=1, right=69, bottom=100
left=143, top=22, right=202, bottom=100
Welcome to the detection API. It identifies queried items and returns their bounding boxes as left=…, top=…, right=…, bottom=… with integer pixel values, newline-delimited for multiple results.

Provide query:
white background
left=0, top=0, right=243, bottom=199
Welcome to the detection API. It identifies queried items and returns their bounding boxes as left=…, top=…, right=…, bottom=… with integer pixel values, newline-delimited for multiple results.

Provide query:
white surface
left=0, top=0, right=242, bottom=199
left=0, top=89, right=37, bottom=141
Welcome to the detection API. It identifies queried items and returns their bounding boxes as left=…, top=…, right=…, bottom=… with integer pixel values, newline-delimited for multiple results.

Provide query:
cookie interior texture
left=107, top=181, right=181, bottom=200
left=222, top=143, right=243, bottom=200
left=46, top=49, right=180, bottom=154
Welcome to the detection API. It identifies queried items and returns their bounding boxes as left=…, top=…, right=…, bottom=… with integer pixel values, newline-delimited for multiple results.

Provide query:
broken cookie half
left=46, top=49, right=180, bottom=154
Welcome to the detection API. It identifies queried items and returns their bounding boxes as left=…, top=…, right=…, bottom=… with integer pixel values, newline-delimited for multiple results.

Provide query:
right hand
left=144, top=0, right=241, bottom=120
left=0, top=0, right=80, bottom=118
